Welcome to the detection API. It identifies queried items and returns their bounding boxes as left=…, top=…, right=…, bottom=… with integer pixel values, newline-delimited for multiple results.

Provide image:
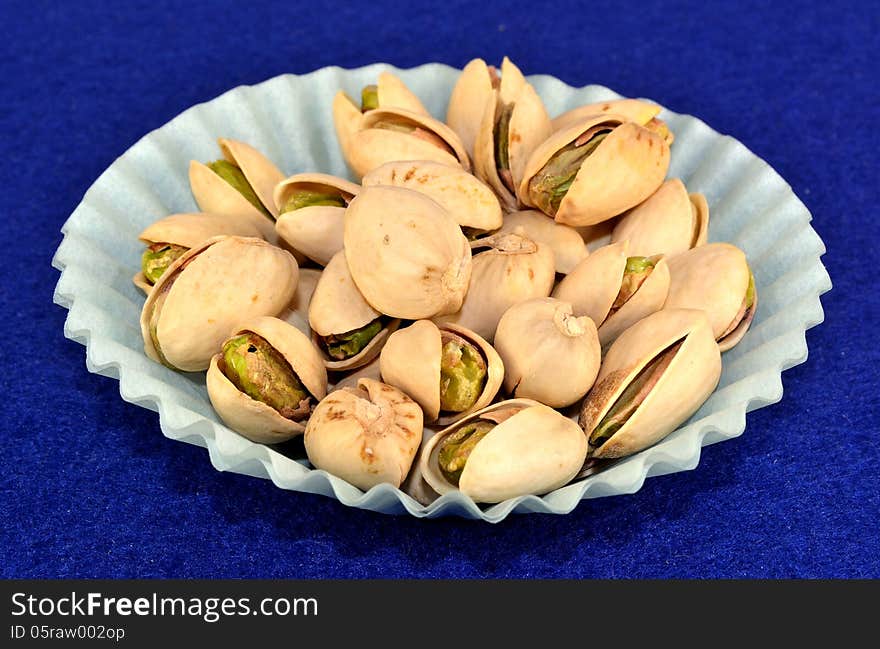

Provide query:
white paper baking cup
left=51, top=63, right=831, bottom=522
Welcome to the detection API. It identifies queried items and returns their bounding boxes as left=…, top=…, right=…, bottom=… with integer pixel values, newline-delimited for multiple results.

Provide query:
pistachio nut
left=436, top=228, right=555, bottom=342
left=379, top=320, right=504, bottom=425
left=664, top=243, right=757, bottom=351
left=140, top=235, right=299, bottom=372
left=552, top=241, right=671, bottom=348
left=133, top=212, right=264, bottom=293
left=445, top=58, right=499, bottom=160
left=579, top=308, right=721, bottom=459
left=519, top=115, right=670, bottom=227
left=494, top=298, right=601, bottom=407
left=611, top=179, right=708, bottom=257
left=552, top=98, right=674, bottom=145
left=344, top=186, right=472, bottom=319
left=276, top=268, right=322, bottom=338
left=206, top=316, right=327, bottom=443
left=274, top=173, right=360, bottom=266
left=308, top=251, right=400, bottom=371
left=362, top=160, right=503, bottom=233
left=494, top=209, right=588, bottom=274
left=420, top=399, right=587, bottom=503
left=304, top=378, right=423, bottom=490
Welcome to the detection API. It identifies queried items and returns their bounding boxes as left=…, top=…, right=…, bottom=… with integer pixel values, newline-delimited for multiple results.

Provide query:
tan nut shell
left=274, top=173, right=359, bottom=266
left=420, top=400, right=588, bottom=503
left=496, top=210, right=588, bottom=273
left=140, top=236, right=299, bottom=372
left=519, top=115, right=670, bottom=226
left=579, top=308, right=721, bottom=459
left=308, top=251, right=400, bottom=371
left=445, top=58, right=496, bottom=160
left=206, top=316, right=328, bottom=443
left=344, top=186, right=472, bottom=319
left=551, top=98, right=662, bottom=134
left=133, top=212, right=265, bottom=293
left=379, top=320, right=504, bottom=424
left=552, top=241, right=670, bottom=348
left=304, top=378, right=423, bottom=490
left=332, top=90, right=364, bottom=167
left=374, top=71, right=430, bottom=116
left=362, top=160, right=503, bottom=232
left=277, top=268, right=322, bottom=337
left=473, top=58, right=552, bottom=210
left=344, top=108, right=470, bottom=179
left=664, top=243, right=754, bottom=351
left=611, top=179, right=709, bottom=257
left=188, top=138, right=285, bottom=243
left=495, top=298, right=601, bottom=408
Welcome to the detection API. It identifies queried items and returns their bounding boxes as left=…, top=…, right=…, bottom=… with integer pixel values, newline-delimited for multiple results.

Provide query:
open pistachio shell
left=664, top=243, right=757, bottom=351
left=362, top=160, right=503, bottom=232
left=309, top=251, right=400, bottom=371
left=379, top=320, right=504, bottom=424
left=495, top=297, right=601, bottom=407
left=332, top=90, right=364, bottom=165
left=420, top=399, right=587, bottom=503
left=140, top=236, right=299, bottom=372
left=274, top=173, right=359, bottom=266
left=611, top=179, right=709, bottom=257
left=304, top=378, right=423, bottom=490
left=206, top=316, right=327, bottom=443
left=344, top=108, right=471, bottom=179
left=372, top=71, right=430, bottom=115
left=445, top=58, right=497, bottom=160
left=133, top=212, right=264, bottom=293
left=519, top=115, right=670, bottom=227
left=473, top=58, right=552, bottom=210
left=344, top=186, right=472, bottom=319
left=495, top=210, right=588, bottom=273
left=435, top=229, right=555, bottom=342
left=277, top=268, right=322, bottom=337
left=552, top=98, right=673, bottom=144
left=579, top=308, right=721, bottom=459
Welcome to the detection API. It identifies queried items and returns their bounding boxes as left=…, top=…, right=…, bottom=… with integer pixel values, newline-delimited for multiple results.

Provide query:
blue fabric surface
left=0, top=0, right=876, bottom=578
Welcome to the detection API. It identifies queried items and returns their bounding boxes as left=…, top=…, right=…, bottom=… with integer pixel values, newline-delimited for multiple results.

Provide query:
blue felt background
left=1, top=0, right=876, bottom=578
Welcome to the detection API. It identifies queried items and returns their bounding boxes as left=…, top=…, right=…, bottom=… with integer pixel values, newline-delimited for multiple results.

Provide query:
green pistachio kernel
left=528, top=130, right=611, bottom=214
left=625, top=256, right=655, bottom=275
left=207, top=159, right=270, bottom=217
left=361, top=84, right=379, bottom=112
left=610, top=256, right=657, bottom=314
left=437, top=420, right=495, bottom=486
left=322, top=319, right=383, bottom=361
left=439, top=333, right=488, bottom=413
left=220, top=333, right=312, bottom=421
left=141, top=243, right=188, bottom=285
left=745, top=271, right=756, bottom=309
left=280, top=189, right=347, bottom=213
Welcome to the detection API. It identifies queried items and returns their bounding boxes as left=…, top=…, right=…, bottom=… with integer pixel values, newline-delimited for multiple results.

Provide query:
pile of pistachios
left=136, top=57, right=757, bottom=505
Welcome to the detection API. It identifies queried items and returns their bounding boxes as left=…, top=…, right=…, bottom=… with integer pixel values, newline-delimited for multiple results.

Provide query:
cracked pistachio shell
left=344, top=186, right=472, bottom=319
left=362, top=161, right=503, bottom=232
left=664, top=243, right=756, bottom=351
left=188, top=138, right=285, bottom=243
left=519, top=115, right=670, bottom=227
left=140, top=236, right=299, bottom=372
left=371, top=71, right=430, bottom=115
left=133, top=212, right=264, bottom=294
left=435, top=229, right=555, bottom=342
left=611, top=179, right=708, bottom=257
left=308, top=251, right=400, bottom=371
left=552, top=241, right=671, bottom=347
left=274, top=173, right=359, bottom=266
left=343, top=107, right=470, bottom=179
left=496, top=210, right=588, bottom=273
left=445, top=58, right=497, bottom=160
left=552, top=98, right=673, bottom=144
left=379, top=320, right=504, bottom=424
left=495, top=298, right=601, bottom=408
left=579, top=308, right=721, bottom=459
left=206, top=316, right=328, bottom=443
left=420, top=399, right=587, bottom=503
left=276, top=268, right=322, bottom=338
left=304, top=378, right=423, bottom=490
left=473, top=57, right=552, bottom=211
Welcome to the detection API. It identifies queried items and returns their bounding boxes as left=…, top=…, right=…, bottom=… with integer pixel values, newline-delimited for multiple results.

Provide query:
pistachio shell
left=218, top=138, right=285, bottom=217
left=445, top=58, right=496, bottom=159
left=496, top=210, right=588, bottom=273
left=375, top=71, right=430, bottom=115
left=436, top=229, right=555, bottom=342
left=362, top=160, right=503, bottom=232
left=597, top=256, right=670, bottom=348
left=277, top=268, right=322, bottom=337
left=332, top=90, right=364, bottom=165
left=611, top=179, right=709, bottom=257
left=304, top=378, right=423, bottom=490
left=551, top=98, right=661, bottom=133
left=579, top=308, right=721, bottom=459
left=495, top=298, right=601, bottom=407
left=344, top=186, right=472, bottom=319
left=519, top=116, right=670, bottom=226
left=206, top=316, right=328, bottom=443
left=420, top=400, right=587, bottom=503
left=140, top=236, right=299, bottom=372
